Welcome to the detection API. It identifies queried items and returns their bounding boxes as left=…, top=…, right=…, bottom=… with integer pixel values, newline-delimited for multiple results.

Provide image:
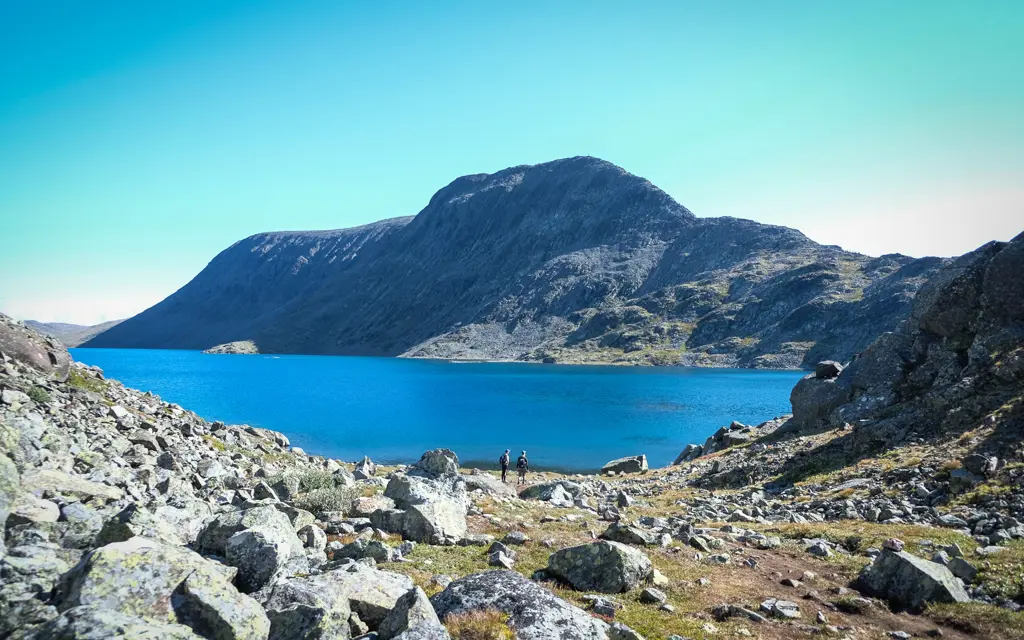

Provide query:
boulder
left=54, top=537, right=269, bottom=639
left=961, top=454, right=998, bottom=476
left=28, top=605, right=204, bottom=639
left=600, top=522, right=657, bottom=546
left=262, top=575, right=353, bottom=640
left=601, top=456, right=647, bottom=475
left=297, top=524, right=327, bottom=551
left=672, top=444, right=702, bottom=465
left=226, top=528, right=298, bottom=593
left=336, top=538, right=392, bottom=563
left=312, top=562, right=415, bottom=627
left=520, top=480, right=583, bottom=501
left=195, top=505, right=304, bottom=558
left=431, top=570, right=610, bottom=640
left=378, top=587, right=445, bottom=640
left=8, top=493, right=60, bottom=527
left=20, top=468, right=123, bottom=501
left=96, top=504, right=185, bottom=547
left=382, top=474, right=468, bottom=545
left=412, top=449, right=459, bottom=478
left=857, top=549, right=970, bottom=609
left=461, top=473, right=516, bottom=498
left=546, top=541, right=653, bottom=593
left=789, top=375, right=850, bottom=428
left=814, top=361, right=844, bottom=379
left=354, top=456, right=377, bottom=480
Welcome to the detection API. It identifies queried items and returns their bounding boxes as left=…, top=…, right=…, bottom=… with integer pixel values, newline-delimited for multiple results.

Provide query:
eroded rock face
left=431, top=570, right=610, bottom=640
left=546, top=540, right=653, bottom=593
left=857, top=549, right=970, bottom=609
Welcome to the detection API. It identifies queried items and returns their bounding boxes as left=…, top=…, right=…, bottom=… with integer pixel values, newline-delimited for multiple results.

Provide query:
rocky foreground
left=1, top=234, right=1023, bottom=640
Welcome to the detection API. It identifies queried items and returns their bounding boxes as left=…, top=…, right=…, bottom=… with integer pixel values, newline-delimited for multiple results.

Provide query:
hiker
left=499, top=449, right=511, bottom=483
left=516, top=450, right=529, bottom=485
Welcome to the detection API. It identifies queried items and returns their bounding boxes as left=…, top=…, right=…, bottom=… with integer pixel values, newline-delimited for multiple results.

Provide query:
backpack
left=499, top=453, right=509, bottom=466
left=517, top=455, right=528, bottom=469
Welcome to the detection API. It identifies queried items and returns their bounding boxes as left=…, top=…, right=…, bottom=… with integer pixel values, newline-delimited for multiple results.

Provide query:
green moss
left=27, top=386, right=51, bottom=404
left=67, top=369, right=107, bottom=394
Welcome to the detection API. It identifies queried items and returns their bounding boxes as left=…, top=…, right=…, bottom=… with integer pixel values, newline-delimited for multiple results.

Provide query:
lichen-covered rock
left=546, top=541, right=653, bottom=593
left=601, top=456, right=647, bottom=475
left=857, top=549, right=970, bottom=609
left=25, top=605, right=203, bottom=640
left=195, top=505, right=304, bottom=558
left=600, top=522, right=657, bottom=546
left=54, top=537, right=269, bottom=640
left=382, top=470, right=468, bottom=545
left=263, top=575, right=353, bottom=640
left=519, top=479, right=584, bottom=501
left=378, top=587, right=445, bottom=640
left=310, top=562, right=416, bottom=627
left=19, top=468, right=123, bottom=501
left=96, top=504, right=185, bottom=547
left=226, top=529, right=297, bottom=593
left=411, top=449, right=459, bottom=478
left=431, top=570, right=610, bottom=640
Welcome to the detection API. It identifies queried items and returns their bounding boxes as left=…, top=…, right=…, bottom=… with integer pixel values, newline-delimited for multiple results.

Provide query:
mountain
left=26, top=319, right=123, bottom=347
left=84, top=156, right=948, bottom=368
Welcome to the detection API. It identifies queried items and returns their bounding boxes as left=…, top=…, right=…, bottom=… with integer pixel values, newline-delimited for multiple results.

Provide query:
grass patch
left=294, top=486, right=358, bottom=517
left=203, top=435, right=227, bottom=452
left=67, top=369, right=107, bottom=394
left=976, top=540, right=1024, bottom=601
left=929, top=602, right=1024, bottom=639
left=444, top=609, right=514, bottom=639
left=756, top=521, right=975, bottom=559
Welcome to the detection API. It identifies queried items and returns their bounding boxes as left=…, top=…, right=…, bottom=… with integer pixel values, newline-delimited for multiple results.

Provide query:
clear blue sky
left=1, top=1, right=1021, bottom=324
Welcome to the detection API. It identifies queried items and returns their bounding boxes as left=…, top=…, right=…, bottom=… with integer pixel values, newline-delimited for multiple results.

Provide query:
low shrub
left=27, top=386, right=51, bottom=404
left=294, top=486, right=357, bottom=516
left=297, top=469, right=335, bottom=492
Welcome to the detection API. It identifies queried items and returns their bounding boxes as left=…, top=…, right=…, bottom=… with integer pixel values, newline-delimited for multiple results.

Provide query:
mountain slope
left=84, top=156, right=947, bottom=368
left=25, top=319, right=123, bottom=347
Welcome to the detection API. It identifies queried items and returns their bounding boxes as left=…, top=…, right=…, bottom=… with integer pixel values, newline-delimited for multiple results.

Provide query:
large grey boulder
left=263, top=575, right=353, bottom=640
left=601, top=456, right=647, bottom=475
left=546, top=541, right=653, bottom=593
left=226, top=528, right=302, bottom=593
left=857, top=549, right=970, bottom=609
left=26, top=605, right=204, bottom=639
left=412, top=449, right=459, bottom=478
left=789, top=374, right=850, bottom=428
left=96, top=504, right=186, bottom=547
left=20, top=468, right=123, bottom=501
left=309, top=562, right=416, bottom=627
left=600, top=522, right=657, bottom=546
left=195, top=505, right=304, bottom=558
left=381, top=471, right=468, bottom=545
left=461, top=473, right=516, bottom=498
left=378, top=587, right=446, bottom=640
left=54, top=537, right=270, bottom=639
left=431, top=570, right=610, bottom=640
left=519, top=480, right=583, bottom=501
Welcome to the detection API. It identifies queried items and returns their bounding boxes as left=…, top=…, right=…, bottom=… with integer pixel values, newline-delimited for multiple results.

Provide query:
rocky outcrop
left=787, top=232, right=1024, bottom=457
left=203, top=341, right=260, bottom=355
left=377, top=450, right=469, bottom=545
left=82, top=158, right=945, bottom=369
left=545, top=540, right=653, bottom=593
left=1, top=313, right=72, bottom=381
left=431, top=570, right=611, bottom=640
left=23, top=319, right=123, bottom=348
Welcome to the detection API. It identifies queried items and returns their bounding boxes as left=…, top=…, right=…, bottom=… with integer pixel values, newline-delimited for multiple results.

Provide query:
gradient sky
left=1, top=1, right=1022, bottom=325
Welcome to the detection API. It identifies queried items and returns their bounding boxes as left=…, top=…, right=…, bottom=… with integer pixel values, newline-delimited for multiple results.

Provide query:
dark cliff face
left=85, top=156, right=950, bottom=368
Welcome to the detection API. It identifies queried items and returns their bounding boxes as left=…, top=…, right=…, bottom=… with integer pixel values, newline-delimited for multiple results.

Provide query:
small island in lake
left=202, top=340, right=259, bottom=354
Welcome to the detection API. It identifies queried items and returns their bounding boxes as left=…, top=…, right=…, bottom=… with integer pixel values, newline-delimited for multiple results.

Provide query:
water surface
left=70, top=349, right=802, bottom=471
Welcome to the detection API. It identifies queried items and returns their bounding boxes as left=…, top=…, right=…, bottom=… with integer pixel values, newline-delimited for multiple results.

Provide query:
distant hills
left=84, top=156, right=950, bottom=368
left=25, top=319, right=123, bottom=348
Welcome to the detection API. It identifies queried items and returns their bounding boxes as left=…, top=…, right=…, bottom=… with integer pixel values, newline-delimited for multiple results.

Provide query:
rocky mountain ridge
left=84, top=156, right=947, bottom=369
left=23, top=321, right=123, bottom=348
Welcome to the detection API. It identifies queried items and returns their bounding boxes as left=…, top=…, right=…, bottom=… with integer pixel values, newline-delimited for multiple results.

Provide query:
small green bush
left=27, top=386, right=51, bottom=404
left=294, top=486, right=357, bottom=516
left=444, top=610, right=514, bottom=640
left=297, top=469, right=335, bottom=493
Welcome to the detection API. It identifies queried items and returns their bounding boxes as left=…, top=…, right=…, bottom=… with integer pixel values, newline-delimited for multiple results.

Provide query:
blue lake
left=69, top=349, right=803, bottom=471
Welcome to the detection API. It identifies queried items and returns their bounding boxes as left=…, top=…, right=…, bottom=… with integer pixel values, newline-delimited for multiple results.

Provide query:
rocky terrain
left=24, top=321, right=122, bottom=348
left=83, top=156, right=947, bottom=369
left=203, top=341, right=260, bottom=355
left=3, top=232, right=1022, bottom=639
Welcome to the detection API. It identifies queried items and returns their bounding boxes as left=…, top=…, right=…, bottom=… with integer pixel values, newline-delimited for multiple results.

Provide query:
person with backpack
left=516, top=450, right=529, bottom=485
left=499, top=449, right=511, bottom=483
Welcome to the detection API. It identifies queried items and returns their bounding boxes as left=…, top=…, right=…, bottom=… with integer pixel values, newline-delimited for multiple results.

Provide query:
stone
left=857, top=550, right=970, bottom=609
left=601, top=456, right=648, bottom=475
left=431, top=570, right=610, bottom=640
left=96, top=504, right=185, bottom=547
left=28, top=605, right=204, bottom=639
left=946, top=557, right=977, bottom=583
left=20, top=468, right=123, bottom=501
left=297, top=524, right=327, bottom=551
left=639, top=587, right=666, bottom=604
left=337, top=538, right=392, bottom=564
left=412, top=449, right=459, bottom=478
left=378, top=587, right=445, bottom=640
left=546, top=541, right=653, bottom=593
left=759, top=598, right=801, bottom=619
left=314, top=562, right=415, bottom=627
left=2, top=389, right=30, bottom=405
left=263, top=574, right=353, bottom=640
left=601, top=522, right=657, bottom=546
left=54, top=537, right=269, bottom=639
left=354, top=456, right=377, bottom=480
left=226, top=528, right=295, bottom=593
left=253, top=481, right=279, bottom=501
left=461, top=472, right=516, bottom=498
left=195, top=505, right=304, bottom=559
left=608, top=623, right=646, bottom=640
left=8, top=493, right=60, bottom=527
left=815, top=361, right=844, bottom=379
left=672, top=444, right=702, bottom=465
left=961, top=454, right=998, bottom=476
